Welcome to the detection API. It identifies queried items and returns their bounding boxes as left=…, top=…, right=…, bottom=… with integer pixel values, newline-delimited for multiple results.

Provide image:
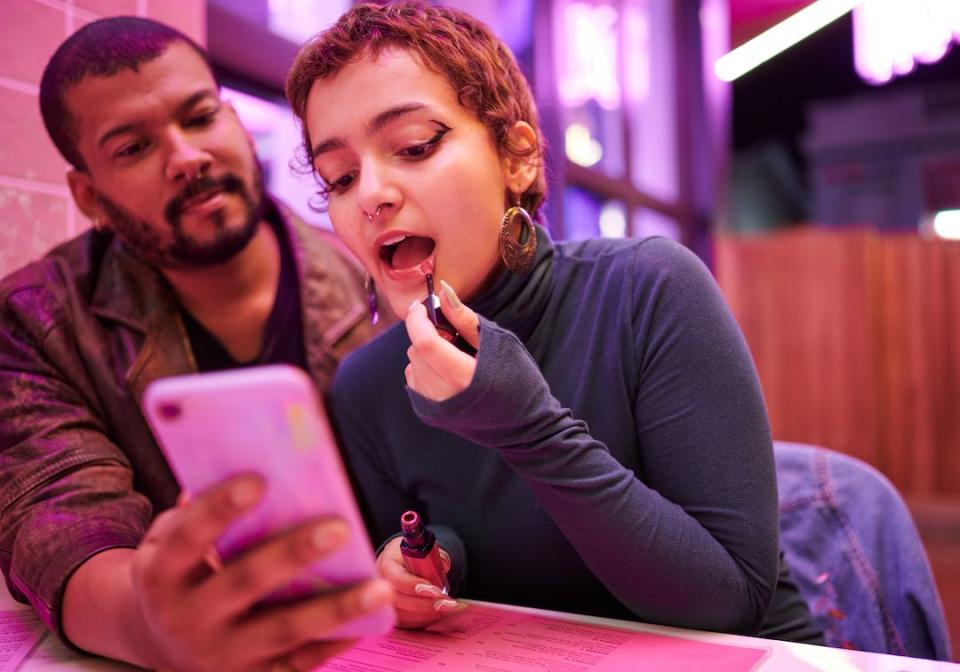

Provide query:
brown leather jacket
left=0, top=198, right=380, bottom=635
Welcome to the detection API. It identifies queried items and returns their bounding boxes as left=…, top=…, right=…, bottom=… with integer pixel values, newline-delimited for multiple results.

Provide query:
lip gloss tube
left=399, top=510, right=449, bottom=594
left=421, top=274, right=477, bottom=355
left=422, top=274, right=458, bottom=343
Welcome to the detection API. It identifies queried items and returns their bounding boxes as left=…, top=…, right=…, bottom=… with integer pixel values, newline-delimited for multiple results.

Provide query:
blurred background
left=0, top=0, right=957, bottom=658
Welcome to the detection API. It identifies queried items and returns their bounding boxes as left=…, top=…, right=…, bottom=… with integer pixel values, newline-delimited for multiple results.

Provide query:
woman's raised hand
left=404, top=280, right=480, bottom=401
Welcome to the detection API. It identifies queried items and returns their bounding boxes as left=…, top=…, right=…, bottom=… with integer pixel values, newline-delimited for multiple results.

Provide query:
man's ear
left=502, top=121, right=540, bottom=195
left=66, top=170, right=103, bottom=228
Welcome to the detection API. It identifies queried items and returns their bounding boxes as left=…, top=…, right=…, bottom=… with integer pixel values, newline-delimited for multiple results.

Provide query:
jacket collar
left=88, top=196, right=350, bottom=403
left=270, top=199, right=368, bottom=381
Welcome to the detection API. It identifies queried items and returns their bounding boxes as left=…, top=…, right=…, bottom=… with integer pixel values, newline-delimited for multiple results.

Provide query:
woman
left=286, top=1, right=820, bottom=642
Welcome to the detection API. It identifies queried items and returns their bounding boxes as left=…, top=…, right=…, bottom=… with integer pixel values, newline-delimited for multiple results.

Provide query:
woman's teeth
left=381, top=233, right=408, bottom=247
left=379, top=235, right=436, bottom=270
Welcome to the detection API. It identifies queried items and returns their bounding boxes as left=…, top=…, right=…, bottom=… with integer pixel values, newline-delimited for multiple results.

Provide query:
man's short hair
left=39, top=16, right=214, bottom=171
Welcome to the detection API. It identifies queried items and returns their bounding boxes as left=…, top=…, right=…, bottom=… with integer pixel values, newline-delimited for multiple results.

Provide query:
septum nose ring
left=185, top=165, right=208, bottom=183
left=364, top=205, right=383, bottom=222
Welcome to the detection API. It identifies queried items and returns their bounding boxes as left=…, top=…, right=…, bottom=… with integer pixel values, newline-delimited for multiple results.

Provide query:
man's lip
left=381, top=253, right=435, bottom=283
left=181, top=187, right=225, bottom=211
left=181, top=190, right=226, bottom=216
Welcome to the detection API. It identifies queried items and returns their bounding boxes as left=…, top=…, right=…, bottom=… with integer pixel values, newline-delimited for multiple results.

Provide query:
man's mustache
left=165, top=173, right=247, bottom=224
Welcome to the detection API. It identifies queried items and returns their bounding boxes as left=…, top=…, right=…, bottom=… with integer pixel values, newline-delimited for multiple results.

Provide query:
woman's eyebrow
left=367, top=102, right=428, bottom=134
left=311, top=102, right=431, bottom=159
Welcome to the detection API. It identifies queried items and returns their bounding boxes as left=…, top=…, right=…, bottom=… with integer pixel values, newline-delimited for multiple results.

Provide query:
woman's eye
left=323, top=172, right=355, bottom=194
left=399, top=128, right=450, bottom=159
left=401, top=142, right=434, bottom=158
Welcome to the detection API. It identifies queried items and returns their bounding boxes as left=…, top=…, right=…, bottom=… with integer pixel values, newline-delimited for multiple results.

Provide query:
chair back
left=774, top=440, right=952, bottom=660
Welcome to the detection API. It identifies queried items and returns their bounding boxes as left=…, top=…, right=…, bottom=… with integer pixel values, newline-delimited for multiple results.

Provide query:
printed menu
left=0, top=610, right=45, bottom=672
left=320, top=604, right=769, bottom=671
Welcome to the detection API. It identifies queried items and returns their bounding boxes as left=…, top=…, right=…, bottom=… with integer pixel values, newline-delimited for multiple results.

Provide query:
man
left=0, top=16, right=391, bottom=672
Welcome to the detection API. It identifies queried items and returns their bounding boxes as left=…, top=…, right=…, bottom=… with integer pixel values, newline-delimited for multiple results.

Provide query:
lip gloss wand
left=422, top=274, right=477, bottom=355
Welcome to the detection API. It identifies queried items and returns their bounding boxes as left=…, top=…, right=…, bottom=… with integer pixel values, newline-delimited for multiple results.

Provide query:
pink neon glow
left=622, top=5, right=651, bottom=104
left=556, top=1, right=623, bottom=109
left=853, top=0, right=960, bottom=85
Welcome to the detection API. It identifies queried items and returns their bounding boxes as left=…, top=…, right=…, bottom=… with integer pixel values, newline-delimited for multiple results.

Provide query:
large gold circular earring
left=499, top=205, right=536, bottom=274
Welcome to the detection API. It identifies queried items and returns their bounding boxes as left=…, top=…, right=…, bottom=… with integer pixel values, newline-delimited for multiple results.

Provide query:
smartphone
left=142, top=364, right=394, bottom=638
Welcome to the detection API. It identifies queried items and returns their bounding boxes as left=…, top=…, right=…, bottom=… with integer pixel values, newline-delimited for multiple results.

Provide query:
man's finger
left=199, top=518, right=349, bottom=621
left=236, top=580, right=393, bottom=655
left=148, top=474, right=265, bottom=585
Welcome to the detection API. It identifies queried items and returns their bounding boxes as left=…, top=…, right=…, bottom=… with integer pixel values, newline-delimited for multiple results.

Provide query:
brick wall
left=0, top=0, right=204, bottom=278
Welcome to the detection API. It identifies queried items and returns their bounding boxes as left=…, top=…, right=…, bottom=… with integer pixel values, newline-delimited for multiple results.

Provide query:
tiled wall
left=0, top=0, right=204, bottom=278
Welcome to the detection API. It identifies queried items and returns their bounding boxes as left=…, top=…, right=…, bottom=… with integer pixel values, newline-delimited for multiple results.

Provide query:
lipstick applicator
left=422, top=273, right=458, bottom=344
left=424, top=273, right=441, bottom=328
left=399, top=510, right=449, bottom=594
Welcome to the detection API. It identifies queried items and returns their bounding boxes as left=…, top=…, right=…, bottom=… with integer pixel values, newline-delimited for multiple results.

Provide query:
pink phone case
left=142, top=364, right=395, bottom=638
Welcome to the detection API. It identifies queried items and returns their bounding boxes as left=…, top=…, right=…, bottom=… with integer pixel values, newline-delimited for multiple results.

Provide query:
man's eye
left=185, top=109, right=217, bottom=128
left=115, top=141, right=147, bottom=158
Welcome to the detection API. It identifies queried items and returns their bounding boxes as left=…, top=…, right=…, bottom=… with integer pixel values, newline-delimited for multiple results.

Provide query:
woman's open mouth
left=378, top=233, right=436, bottom=279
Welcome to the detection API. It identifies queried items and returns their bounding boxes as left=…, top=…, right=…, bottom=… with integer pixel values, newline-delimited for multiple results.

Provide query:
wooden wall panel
left=716, top=229, right=960, bottom=498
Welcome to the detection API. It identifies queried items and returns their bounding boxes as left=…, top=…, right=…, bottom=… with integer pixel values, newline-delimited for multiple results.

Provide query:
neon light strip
left=715, top=0, right=863, bottom=82
left=933, top=210, right=960, bottom=240
left=853, top=0, right=960, bottom=85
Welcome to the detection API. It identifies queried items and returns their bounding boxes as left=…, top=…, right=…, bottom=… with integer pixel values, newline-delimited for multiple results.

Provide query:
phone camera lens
left=158, top=402, right=181, bottom=420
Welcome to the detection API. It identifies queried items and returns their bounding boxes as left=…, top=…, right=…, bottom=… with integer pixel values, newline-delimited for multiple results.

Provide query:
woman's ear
left=502, top=121, right=540, bottom=194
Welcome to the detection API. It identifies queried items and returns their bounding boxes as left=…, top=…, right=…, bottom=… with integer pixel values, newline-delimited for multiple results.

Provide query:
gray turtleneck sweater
left=330, top=230, right=819, bottom=641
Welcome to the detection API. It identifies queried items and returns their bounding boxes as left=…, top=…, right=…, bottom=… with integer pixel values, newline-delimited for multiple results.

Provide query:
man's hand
left=63, top=474, right=393, bottom=672
left=376, top=537, right=465, bottom=630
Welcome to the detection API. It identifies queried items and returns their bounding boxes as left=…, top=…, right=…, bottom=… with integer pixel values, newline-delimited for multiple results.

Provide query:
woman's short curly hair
left=286, top=1, right=546, bottom=218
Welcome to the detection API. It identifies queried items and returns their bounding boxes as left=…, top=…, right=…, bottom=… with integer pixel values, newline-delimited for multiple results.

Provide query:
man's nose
left=164, top=131, right=213, bottom=183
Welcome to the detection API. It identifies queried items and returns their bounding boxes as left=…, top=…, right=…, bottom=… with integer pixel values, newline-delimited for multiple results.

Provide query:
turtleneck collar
left=467, top=225, right=554, bottom=345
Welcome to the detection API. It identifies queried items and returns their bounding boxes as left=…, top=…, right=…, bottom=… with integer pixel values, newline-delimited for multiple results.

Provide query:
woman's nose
left=355, top=160, right=400, bottom=223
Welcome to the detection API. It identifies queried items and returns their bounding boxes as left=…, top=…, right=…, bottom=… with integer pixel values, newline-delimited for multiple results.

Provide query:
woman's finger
left=404, top=302, right=475, bottom=398
left=378, top=539, right=444, bottom=597
left=438, top=280, right=480, bottom=350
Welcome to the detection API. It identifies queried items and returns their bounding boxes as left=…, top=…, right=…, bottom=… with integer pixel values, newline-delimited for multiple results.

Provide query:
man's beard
left=96, top=165, right=264, bottom=270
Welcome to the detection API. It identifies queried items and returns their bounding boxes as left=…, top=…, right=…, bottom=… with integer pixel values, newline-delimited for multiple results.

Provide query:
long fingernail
left=415, top=583, right=445, bottom=598
left=408, top=299, right=422, bottom=315
left=433, top=599, right=466, bottom=612
left=439, top=280, right=462, bottom=309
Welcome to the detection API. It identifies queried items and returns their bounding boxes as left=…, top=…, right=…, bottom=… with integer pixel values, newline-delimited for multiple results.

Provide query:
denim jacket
left=774, top=441, right=952, bottom=660
left=0, top=198, right=379, bottom=637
